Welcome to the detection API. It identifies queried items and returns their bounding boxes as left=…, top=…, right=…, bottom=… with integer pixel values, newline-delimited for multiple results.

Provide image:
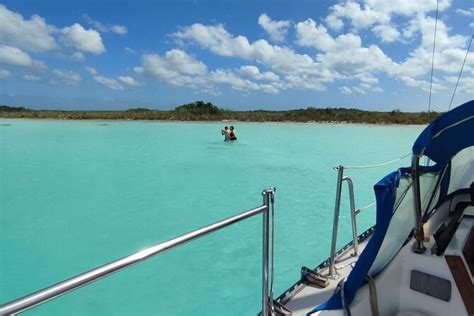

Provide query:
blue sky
left=0, top=0, right=472, bottom=111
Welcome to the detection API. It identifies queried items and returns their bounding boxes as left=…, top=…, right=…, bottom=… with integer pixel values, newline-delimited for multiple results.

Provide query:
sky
left=0, top=0, right=473, bottom=112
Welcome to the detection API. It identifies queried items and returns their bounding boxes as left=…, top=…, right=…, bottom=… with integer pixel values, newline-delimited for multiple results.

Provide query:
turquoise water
left=0, top=120, right=423, bottom=315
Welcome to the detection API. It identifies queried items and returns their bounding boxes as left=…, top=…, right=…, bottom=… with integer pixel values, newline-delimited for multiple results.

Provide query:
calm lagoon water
left=0, top=120, right=423, bottom=315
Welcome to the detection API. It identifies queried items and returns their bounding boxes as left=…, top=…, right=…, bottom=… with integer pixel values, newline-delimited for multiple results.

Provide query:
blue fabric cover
left=309, top=170, right=401, bottom=314
left=412, top=100, right=474, bottom=164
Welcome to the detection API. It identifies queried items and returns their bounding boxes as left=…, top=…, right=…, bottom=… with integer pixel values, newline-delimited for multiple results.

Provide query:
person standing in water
left=221, top=126, right=231, bottom=141
left=229, top=126, right=237, bottom=141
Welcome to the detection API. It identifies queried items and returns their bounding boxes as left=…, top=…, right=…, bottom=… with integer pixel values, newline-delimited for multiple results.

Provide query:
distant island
left=0, top=101, right=439, bottom=124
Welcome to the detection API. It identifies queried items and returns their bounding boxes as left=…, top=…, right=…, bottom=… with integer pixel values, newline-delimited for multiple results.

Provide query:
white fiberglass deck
left=282, top=235, right=371, bottom=315
left=282, top=206, right=473, bottom=316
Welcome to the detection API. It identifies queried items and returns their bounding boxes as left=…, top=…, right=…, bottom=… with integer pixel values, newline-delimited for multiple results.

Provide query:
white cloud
left=134, top=49, right=283, bottom=94
left=353, top=86, right=367, bottom=94
left=52, top=69, right=82, bottom=85
left=0, top=6, right=118, bottom=62
left=2, top=0, right=470, bottom=100
left=94, top=75, right=123, bottom=90
left=85, top=66, right=97, bottom=75
left=0, top=44, right=33, bottom=66
left=293, top=8, right=471, bottom=93
left=283, top=74, right=327, bottom=91
left=325, top=15, right=344, bottom=31
left=61, top=23, right=105, bottom=54
left=372, top=24, right=401, bottom=42
left=260, top=84, right=280, bottom=94
left=456, top=8, right=474, bottom=17
left=164, top=7, right=470, bottom=96
left=110, top=25, right=127, bottom=35
left=258, top=13, right=291, bottom=42
left=0, top=69, right=11, bottom=78
left=445, top=75, right=474, bottom=94
left=325, top=0, right=452, bottom=44
left=209, top=69, right=262, bottom=92
left=250, top=40, right=328, bottom=76
left=172, top=23, right=327, bottom=78
left=315, top=35, right=396, bottom=75
left=403, top=15, right=465, bottom=50
left=72, top=51, right=85, bottom=61
left=0, top=4, right=57, bottom=52
left=23, top=74, right=40, bottom=81
left=239, top=65, right=279, bottom=81
left=295, top=19, right=336, bottom=51
left=354, top=72, right=379, bottom=84
left=0, top=6, right=113, bottom=64
left=368, top=0, right=451, bottom=16
left=124, top=47, right=136, bottom=54
left=173, top=23, right=253, bottom=57
left=172, top=23, right=379, bottom=91
left=340, top=86, right=352, bottom=94
left=196, top=88, right=222, bottom=96
left=398, top=75, right=445, bottom=92
left=86, top=68, right=140, bottom=89
left=208, top=69, right=280, bottom=94
left=398, top=15, right=471, bottom=77
left=327, top=0, right=451, bottom=30
left=0, top=44, right=45, bottom=68
left=327, top=1, right=387, bottom=30
left=135, top=49, right=210, bottom=88
left=134, top=49, right=207, bottom=83
left=118, top=76, right=141, bottom=86
left=83, top=14, right=127, bottom=35
left=392, top=13, right=472, bottom=93
left=354, top=82, right=384, bottom=94
left=294, top=20, right=396, bottom=80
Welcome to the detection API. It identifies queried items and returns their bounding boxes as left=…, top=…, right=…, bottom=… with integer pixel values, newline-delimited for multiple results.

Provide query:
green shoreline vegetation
left=0, top=101, right=439, bottom=124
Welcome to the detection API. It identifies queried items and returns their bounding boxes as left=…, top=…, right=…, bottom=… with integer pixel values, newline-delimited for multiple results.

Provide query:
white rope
left=337, top=153, right=411, bottom=170
left=358, top=202, right=376, bottom=212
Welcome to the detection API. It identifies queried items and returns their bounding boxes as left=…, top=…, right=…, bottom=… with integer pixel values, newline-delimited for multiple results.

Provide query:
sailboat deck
left=279, top=206, right=474, bottom=316
left=279, top=235, right=372, bottom=315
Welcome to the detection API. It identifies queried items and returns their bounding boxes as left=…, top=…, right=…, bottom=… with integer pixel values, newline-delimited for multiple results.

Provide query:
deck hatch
left=409, top=270, right=451, bottom=301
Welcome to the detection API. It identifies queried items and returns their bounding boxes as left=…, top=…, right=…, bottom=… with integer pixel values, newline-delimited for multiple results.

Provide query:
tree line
left=0, top=101, right=439, bottom=124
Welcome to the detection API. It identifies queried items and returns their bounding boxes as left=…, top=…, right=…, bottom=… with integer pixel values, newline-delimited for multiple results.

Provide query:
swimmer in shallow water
left=221, top=126, right=231, bottom=141
left=229, top=126, right=237, bottom=141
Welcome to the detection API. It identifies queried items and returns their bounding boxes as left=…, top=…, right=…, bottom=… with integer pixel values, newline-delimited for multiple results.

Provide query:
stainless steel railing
left=0, top=188, right=276, bottom=316
left=327, top=154, right=411, bottom=276
left=328, top=166, right=375, bottom=277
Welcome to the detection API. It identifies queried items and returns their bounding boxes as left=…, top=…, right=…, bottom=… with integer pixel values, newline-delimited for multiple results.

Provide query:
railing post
left=262, top=188, right=273, bottom=316
left=411, top=155, right=426, bottom=253
left=329, top=166, right=344, bottom=277
left=343, top=177, right=358, bottom=256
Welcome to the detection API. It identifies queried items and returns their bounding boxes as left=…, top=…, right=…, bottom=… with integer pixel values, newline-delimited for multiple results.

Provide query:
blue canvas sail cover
left=309, top=100, right=474, bottom=315
left=413, top=100, right=474, bottom=164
